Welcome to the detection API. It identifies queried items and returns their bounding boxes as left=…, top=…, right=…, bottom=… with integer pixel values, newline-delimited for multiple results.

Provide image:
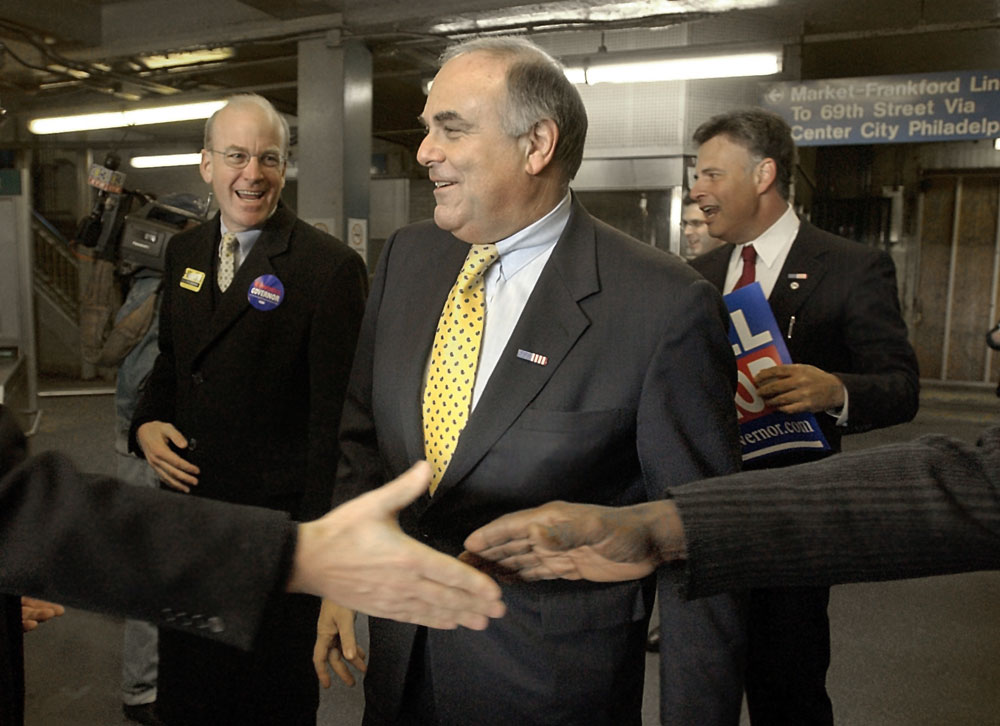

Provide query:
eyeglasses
left=207, top=149, right=285, bottom=169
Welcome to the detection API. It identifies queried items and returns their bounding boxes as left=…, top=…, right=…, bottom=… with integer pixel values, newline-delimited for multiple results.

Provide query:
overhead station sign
left=760, top=70, right=1000, bottom=146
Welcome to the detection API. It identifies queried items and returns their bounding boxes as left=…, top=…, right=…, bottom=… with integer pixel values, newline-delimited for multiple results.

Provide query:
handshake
left=300, top=461, right=684, bottom=632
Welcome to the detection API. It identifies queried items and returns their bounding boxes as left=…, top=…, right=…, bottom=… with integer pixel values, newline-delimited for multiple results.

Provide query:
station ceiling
left=0, top=0, right=998, bottom=150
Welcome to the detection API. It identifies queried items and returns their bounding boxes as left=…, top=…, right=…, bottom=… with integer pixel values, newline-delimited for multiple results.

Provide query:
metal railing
left=32, top=211, right=80, bottom=323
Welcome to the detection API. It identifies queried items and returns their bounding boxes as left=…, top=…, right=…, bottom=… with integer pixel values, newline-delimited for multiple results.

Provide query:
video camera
left=120, top=199, right=206, bottom=272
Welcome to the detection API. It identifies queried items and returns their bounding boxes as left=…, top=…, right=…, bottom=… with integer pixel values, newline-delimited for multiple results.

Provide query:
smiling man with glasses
left=206, top=148, right=286, bottom=169
left=129, top=94, right=369, bottom=726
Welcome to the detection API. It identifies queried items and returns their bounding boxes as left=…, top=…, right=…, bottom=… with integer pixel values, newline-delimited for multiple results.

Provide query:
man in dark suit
left=313, top=37, right=746, bottom=726
left=130, top=94, right=368, bottom=725
left=465, top=427, right=1000, bottom=594
left=0, top=404, right=504, bottom=726
left=687, top=109, right=920, bottom=725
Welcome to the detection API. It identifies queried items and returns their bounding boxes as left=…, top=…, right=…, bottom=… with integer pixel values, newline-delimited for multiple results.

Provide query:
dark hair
left=682, top=194, right=698, bottom=206
left=441, top=37, right=588, bottom=181
left=693, top=109, right=795, bottom=200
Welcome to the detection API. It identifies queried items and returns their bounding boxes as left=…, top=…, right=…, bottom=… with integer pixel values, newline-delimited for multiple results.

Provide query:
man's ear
left=524, top=118, right=559, bottom=176
left=755, top=157, right=778, bottom=195
left=199, top=149, right=213, bottom=184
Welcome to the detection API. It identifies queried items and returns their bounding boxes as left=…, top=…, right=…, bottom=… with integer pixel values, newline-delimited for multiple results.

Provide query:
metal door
left=913, top=172, right=1000, bottom=383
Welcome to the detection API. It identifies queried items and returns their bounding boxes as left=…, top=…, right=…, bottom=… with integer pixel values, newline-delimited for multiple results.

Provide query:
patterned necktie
left=733, top=244, right=757, bottom=290
left=422, top=243, right=500, bottom=494
left=218, top=232, right=239, bottom=292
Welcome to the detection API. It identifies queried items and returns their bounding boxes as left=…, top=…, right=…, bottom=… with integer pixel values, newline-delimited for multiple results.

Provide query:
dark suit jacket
left=673, top=428, right=1000, bottom=596
left=0, top=405, right=297, bottom=726
left=335, top=199, right=747, bottom=726
left=691, top=219, right=919, bottom=459
left=128, top=203, right=367, bottom=717
left=130, top=202, right=368, bottom=519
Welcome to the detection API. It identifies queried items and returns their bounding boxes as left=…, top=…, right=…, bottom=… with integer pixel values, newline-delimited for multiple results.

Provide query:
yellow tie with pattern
left=218, top=232, right=239, bottom=292
left=422, top=243, right=499, bottom=494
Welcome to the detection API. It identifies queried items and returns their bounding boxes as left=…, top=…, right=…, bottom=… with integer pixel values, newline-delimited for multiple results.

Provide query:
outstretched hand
left=462, top=499, right=686, bottom=583
left=289, top=461, right=505, bottom=630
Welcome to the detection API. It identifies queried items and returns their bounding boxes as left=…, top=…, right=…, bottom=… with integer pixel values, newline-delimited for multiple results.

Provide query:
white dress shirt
left=722, top=204, right=799, bottom=297
left=471, top=192, right=571, bottom=410
left=218, top=222, right=262, bottom=272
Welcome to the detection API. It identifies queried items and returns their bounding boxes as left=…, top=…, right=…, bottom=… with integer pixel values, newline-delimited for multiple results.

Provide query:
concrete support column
left=297, top=34, right=372, bottom=267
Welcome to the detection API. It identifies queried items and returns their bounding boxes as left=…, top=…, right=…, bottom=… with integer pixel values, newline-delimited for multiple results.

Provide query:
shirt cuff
left=825, top=385, right=849, bottom=426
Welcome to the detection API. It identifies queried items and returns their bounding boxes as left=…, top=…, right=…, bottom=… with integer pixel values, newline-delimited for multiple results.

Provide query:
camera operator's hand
left=136, top=421, right=200, bottom=492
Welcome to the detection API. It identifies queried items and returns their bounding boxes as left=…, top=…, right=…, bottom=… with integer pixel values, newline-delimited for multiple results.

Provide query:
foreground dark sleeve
left=0, top=448, right=296, bottom=650
left=673, top=428, right=1000, bottom=599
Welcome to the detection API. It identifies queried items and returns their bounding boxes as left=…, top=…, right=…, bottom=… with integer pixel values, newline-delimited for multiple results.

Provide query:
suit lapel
left=178, top=223, right=218, bottom=342
left=192, top=206, right=293, bottom=363
left=429, top=201, right=597, bottom=501
left=695, top=247, right=731, bottom=290
left=768, top=222, right=828, bottom=338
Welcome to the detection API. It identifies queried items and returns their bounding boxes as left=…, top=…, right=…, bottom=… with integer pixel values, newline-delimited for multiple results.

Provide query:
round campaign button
left=248, top=275, right=285, bottom=311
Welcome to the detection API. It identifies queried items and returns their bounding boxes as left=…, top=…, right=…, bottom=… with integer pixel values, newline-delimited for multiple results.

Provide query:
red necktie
left=733, top=244, right=757, bottom=290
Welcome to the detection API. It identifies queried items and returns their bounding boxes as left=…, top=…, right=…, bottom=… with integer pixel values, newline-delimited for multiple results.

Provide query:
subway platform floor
left=17, top=384, right=1000, bottom=725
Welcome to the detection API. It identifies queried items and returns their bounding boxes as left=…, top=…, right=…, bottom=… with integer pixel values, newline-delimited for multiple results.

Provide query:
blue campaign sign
left=724, top=283, right=829, bottom=462
left=760, top=69, right=1000, bottom=146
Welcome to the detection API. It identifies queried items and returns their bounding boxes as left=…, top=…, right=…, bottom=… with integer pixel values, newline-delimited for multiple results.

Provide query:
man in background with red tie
left=689, top=108, right=920, bottom=726
left=314, top=36, right=747, bottom=726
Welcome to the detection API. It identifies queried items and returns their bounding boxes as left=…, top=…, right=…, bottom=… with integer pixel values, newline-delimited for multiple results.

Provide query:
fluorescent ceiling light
left=130, top=153, right=202, bottom=168
left=28, top=100, right=226, bottom=135
left=564, top=48, right=782, bottom=85
left=130, top=152, right=300, bottom=178
left=141, top=48, right=235, bottom=70
left=430, top=0, right=779, bottom=34
left=46, top=64, right=91, bottom=80
left=421, top=46, right=782, bottom=94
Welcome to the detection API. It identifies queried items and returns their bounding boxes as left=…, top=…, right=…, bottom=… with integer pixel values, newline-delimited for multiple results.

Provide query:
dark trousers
left=745, top=586, right=834, bottom=726
left=376, top=627, right=437, bottom=726
left=363, top=601, right=650, bottom=726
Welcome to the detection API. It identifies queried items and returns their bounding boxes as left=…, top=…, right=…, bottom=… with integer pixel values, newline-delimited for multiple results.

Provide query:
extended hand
left=462, top=500, right=685, bottom=583
left=21, top=597, right=65, bottom=632
left=289, top=461, right=505, bottom=630
left=136, top=421, right=200, bottom=492
left=313, top=600, right=366, bottom=688
left=754, top=364, right=845, bottom=414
